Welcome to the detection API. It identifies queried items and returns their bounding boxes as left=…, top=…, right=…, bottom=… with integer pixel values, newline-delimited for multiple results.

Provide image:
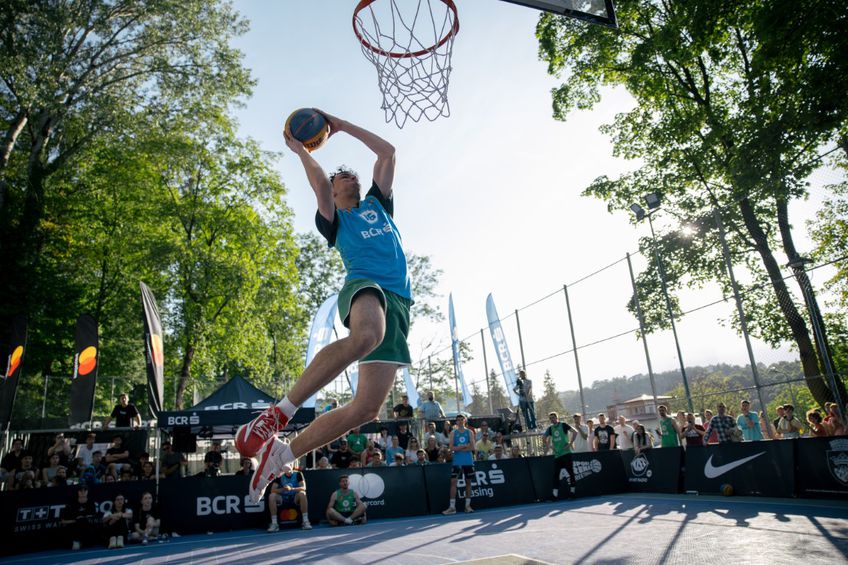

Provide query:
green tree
left=536, top=369, right=565, bottom=420
left=536, top=0, right=848, bottom=406
left=488, top=369, right=510, bottom=412
left=466, top=381, right=489, bottom=416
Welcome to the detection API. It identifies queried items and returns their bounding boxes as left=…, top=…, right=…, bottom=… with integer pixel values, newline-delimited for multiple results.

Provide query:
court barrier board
left=2, top=437, right=847, bottom=555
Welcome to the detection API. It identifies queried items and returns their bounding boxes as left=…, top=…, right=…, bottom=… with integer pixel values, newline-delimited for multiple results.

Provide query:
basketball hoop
left=353, top=0, right=459, bottom=128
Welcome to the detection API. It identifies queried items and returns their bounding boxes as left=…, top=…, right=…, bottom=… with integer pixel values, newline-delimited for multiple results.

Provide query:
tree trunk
left=175, top=342, right=195, bottom=410
left=737, top=197, right=831, bottom=405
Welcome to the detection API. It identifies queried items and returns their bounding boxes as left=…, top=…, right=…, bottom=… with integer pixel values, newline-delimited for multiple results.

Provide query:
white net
left=353, top=0, right=459, bottom=128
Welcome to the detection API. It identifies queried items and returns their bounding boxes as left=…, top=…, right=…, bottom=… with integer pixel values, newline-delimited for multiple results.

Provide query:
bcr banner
left=424, top=459, right=536, bottom=512
left=795, top=435, right=848, bottom=498
left=684, top=440, right=795, bottom=497
left=158, top=475, right=266, bottom=534
left=620, top=447, right=683, bottom=493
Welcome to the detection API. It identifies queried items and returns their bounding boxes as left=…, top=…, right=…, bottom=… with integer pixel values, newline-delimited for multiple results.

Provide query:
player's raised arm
left=316, top=110, right=395, bottom=197
left=284, top=131, right=334, bottom=222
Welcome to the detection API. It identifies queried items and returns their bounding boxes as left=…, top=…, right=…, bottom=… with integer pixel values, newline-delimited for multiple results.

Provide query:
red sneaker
left=249, top=437, right=291, bottom=503
left=235, top=405, right=288, bottom=458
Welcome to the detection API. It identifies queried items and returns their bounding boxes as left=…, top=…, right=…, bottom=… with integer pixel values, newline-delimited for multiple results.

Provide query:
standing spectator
left=326, top=475, right=367, bottom=526
left=760, top=411, right=773, bottom=439
left=824, top=403, right=846, bottom=436
left=102, top=494, right=132, bottom=549
left=571, top=414, right=591, bottom=453
left=47, top=433, right=72, bottom=467
left=130, top=492, right=161, bottom=544
left=424, top=436, right=440, bottom=462
left=386, top=435, right=405, bottom=464
left=160, top=441, right=185, bottom=479
left=474, top=421, right=491, bottom=442
left=405, top=437, right=421, bottom=463
left=807, top=409, right=829, bottom=437
left=393, top=394, right=415, bottom=419
left=234, top=458, right=254, bottom=476
left=61, top=485, right=100, bottom=550
left=593, top=414, right=617, bottom=451
left=544, top=412, right=576, bottom=499
left=104, top=393, right=142, bottom=429
left=488, top=445, right=507, bottom=461
left=736, top=400, right=763, bottom=441
left=76, top=433, right=98, bottom=466
left=442, top=414, right=475, bottom=515
left=104, top=436, right=130, bottom=478
left=513, top=369, right=537, bottom=430
left=330, top=439, right=355, bottom=469
left=656, top=405, right=681, bottom=448
left=201, top=440, right=224, bottom=477
left=702, top=403, right=739, bottom=444
left=776, top=404, right=804, bottom=439
left=323, top=399, right=339, bottom=413
left=268, top=464, right=312, bottom=531
left=772, top=406, right=786, bottom=438
left=436, top=421, right=452, bottom=448
left=586, top=419, right=595, bottom=449
left=682, top=413, right=706, bottom=447
left=419, top=391, right=446, bottom=422
left=704, top=409, right=718, bottom=443
left=475, top=432, right=494, bottom=460
left=395, top=422, right=414, bottom=451
left=633, top=424, right=654, bottom=454
left=1, top=438, right=27, bottom=485
left=614, top=416, right=634, bottom=450
left=675, top=411, right=687, bottom=433
left=346, top=427, right=368, bottom=456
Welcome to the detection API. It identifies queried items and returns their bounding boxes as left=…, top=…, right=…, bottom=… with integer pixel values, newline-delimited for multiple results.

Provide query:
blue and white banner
left=449, top=294, right=473, bottom=407
left=303, top=294, right=339, bottom=408
left=348, top=362, right=359, bottom=396
left=486, top=294, right=519, bottom=406
left=402, top=367, right=420, bottom=408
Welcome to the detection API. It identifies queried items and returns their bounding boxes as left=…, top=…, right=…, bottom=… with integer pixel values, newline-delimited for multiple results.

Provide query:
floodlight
left=644, top=193, right=661, bottom=209
left=630, top=203, right=646, bottom=221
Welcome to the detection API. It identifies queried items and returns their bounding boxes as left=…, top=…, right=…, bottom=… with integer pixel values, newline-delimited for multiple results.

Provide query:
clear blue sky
left=230, top=1, right=822, bottom=400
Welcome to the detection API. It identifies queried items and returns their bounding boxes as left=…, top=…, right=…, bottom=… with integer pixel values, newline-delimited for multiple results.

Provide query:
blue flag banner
left=402, top=367, right=420, bottom=408
left=449, top=294, right=473, bottom=407
left=486, top=293, right=519, bottom=406
left=348, top=362, right=359, bottom=395
left=303, top=294, right=339, bottom=409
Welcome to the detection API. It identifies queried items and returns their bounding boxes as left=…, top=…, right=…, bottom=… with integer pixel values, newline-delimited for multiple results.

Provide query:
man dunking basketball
left=237, top=110, right=412, bottom=503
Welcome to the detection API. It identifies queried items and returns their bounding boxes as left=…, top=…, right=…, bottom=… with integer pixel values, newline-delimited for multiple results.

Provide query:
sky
left=228, top=1, right=831, bottom=402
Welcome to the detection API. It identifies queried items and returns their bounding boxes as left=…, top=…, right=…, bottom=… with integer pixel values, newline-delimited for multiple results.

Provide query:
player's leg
left=326, top=508, right=346, bottom=525
left=564, top=453, right=576, bottom=496
left=267, top=493, right=281, bottom=532
left=295, top=491, right=312, bottom=529
left=463, top=466, right=475, bottom=512
left=551, top=455, right=565, bottom=500
left=443, top=470, right=459, bottom=514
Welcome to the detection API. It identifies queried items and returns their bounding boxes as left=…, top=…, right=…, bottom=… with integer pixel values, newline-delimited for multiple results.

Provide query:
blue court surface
left=3, top=494, right=846, bottom=564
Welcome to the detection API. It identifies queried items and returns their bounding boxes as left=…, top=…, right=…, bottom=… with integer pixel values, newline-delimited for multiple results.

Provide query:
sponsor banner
left=449, top=294, right=472, bottom=407
left=684, top=440, right=794, bottom=497
left=303, top=294, right=339, bottom=409
left=424, top=459, right=536, bottom=512
left=796, top=435, right=848, bottom=498
left=69, top=314, right=99, bottom=427
left=0, top=314, right=27, bottom=430
left=140, top=282, right=165, bottom=418
left=485, top=294, right=520, bottom=406
left=526, top=452, right=627, bottom=498
left=402, top=367, right=420, bottom=409
left=304, top=466, right=428, bottom=520
left=620, top=448, right=683, bottom=493
left=0, top=481, right=148, bottom=556
left=158, top=407, right=315, bottom=431
left=158, top=475, right=265, bottom=534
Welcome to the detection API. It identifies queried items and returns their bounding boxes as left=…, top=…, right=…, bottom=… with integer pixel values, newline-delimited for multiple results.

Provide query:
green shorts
left=338, top=279, right=412, bottom=366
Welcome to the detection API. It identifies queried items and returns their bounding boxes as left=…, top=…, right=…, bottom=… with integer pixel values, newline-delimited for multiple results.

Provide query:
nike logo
left=704, top=452, right=766, bottom=478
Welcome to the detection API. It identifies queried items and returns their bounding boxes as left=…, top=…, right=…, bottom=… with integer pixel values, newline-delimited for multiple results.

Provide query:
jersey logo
left=359, top=209, right=379, bottom=224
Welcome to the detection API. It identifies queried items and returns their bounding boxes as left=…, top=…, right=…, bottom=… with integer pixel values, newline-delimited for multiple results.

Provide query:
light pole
left=630, top=193, right=693, bottom=413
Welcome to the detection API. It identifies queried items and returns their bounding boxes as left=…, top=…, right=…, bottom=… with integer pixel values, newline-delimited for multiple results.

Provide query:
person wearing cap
left=330, top=439, right=355, bottom=469
left=268, top=464, right=311, bottom=531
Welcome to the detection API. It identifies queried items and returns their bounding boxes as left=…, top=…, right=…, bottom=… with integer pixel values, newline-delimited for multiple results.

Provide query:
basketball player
left=443, top=414, right=475, bottom=515
left=237, top=110, right=413, bottom=503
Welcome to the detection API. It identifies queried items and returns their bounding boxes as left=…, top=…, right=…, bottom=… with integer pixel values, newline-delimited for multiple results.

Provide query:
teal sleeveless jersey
left=452, top=429, right=474, bottom=466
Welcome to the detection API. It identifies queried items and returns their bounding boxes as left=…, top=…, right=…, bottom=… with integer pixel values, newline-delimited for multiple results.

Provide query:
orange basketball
left=285, top=108, right=329, bottom=152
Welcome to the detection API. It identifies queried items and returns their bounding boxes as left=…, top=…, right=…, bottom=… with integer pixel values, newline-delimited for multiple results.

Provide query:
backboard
left=501, top=0, right=618, bottom=28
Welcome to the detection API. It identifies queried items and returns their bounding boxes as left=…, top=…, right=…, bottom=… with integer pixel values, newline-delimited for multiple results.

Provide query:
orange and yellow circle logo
left=78, top=346, right=98, bottom=376
left=150, top=334, right=164, bottom=367
left=6, top=345, right=23, bottom=377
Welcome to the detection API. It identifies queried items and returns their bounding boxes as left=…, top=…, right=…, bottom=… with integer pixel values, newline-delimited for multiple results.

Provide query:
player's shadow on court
left=449, top=511, right=530, bottom=543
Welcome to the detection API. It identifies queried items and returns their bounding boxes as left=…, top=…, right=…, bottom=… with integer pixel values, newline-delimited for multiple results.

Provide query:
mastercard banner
left=69, top=313, right=99, bottom=426
left=0, top=315, right=27, bottom=429
left=140, top=282, right=165, bottom=418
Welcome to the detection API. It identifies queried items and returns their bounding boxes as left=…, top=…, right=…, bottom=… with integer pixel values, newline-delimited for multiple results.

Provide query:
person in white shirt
left=570, top=414, right=591, bottom=453
left=615, top=416, right=635, bottom=450
left=488, top=445, right=507, bottom=460
left=75, top=433, right=98, bottom=467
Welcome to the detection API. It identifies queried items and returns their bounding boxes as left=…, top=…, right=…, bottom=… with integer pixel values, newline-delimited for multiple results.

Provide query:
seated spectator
left=737, top=400, right=763, bottom=441
left=130, top=492, right=161, bottom=544
left=509, top=445, right=523, bottom=458
left=389, top=452, right=406, bottom=467
left=102, top=494, right=132, bottom=549
left=489, top=444, right=507, bottom=460
left=493, top=431, right=506, bottom=448
left=268, top=465, right=312, bottom=531
left=1, top=438, right=27, bottom=486
left=367, top=451, right=387, bottom=467
left=103, top=474, right=117, bottom=483
left=12, top=454, right=39, bottom=489
left=703, top=403, right=739, bottom=444
left=424, top=436, right=440, bottom=462
left=139, top=461, right=157, bottom=480
left=437, top=447, right=451, bottom=464
left=119, top=464, right=136, bottom=482
left=61, top=485, right=100, bottom=550
left=234, top=458, right=254, bottom=476
left=70, top=457, right=87, bottom=480
left=104, top=436, right=130, bottom=478
left=682, top=413, right=705, bottom=447
left=349, top=459, right=362, bottom=468
left=475, top=432, right=494, bottom=460
left=360, top=441, right=381, bottom=466
left=42, top=453, right=64, bottom=486
left=326, top=475, right=366, bottom=526
left=396, top=422, right=414, bottom=450
left=807, top=409, right=829, bottom=437
left=405, top=437, right=421, bottom=463
left=776, top=404, right=803, bottom=439
left=76, top=433, right=98, bottom=466
left=414, top=449, right=429, bottom=466
left=133, top=452, right=151, bottom=477
left=90, top=451, right=108, bottom=481
left=375, top=427, right=390, bottom=452
left=346, top=427, right=368, bottom=457
left=160, top=441, right=185, bottom=479
left=386, top=435, right=405, bottom=463
left=49, top=466, right=69, bottom=488
left=633, top=424, right=654, bottom=454
left=436, top=421, right=452, bottom=448
left=423, top=421, right=439, bottom=444
left=317, top=456, right=331, bottom=470
left=47, top=433, right=72, bottom=468
left=330, top=440, right=355, bottom=469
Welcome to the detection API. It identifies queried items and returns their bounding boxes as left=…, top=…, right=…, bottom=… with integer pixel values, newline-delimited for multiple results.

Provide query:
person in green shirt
left=346, top=427, right=368, bottom=456
left=656, top=405, right=681, bottom=447
left=326, top=475, right=367, bottom=526
left=543, top=412, right=577, bottom=500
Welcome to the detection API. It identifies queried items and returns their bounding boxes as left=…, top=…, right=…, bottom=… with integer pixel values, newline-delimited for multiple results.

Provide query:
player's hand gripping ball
left=285, top=108, right=330, bottom=152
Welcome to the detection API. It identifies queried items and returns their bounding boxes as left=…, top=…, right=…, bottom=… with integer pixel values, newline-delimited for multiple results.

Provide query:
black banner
left=158, top=475, right=266, bottom=534
left=620, top=448, right=683, bottom=493
left=684, top=440, right=795, bottom=497
left=69, top=314, right=99, bottom=427
left=140, top=282, right=165, bottom=418
left=526, top=451, right=627, bottom=499
left=795, top=435, right=848, bottom=498
left=424, top=459, right=536, bottom=512
left=0, top=314, right=27, bottom=430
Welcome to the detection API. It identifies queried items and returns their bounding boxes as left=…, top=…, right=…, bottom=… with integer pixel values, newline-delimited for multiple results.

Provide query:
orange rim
left=353, top=0, right=459, bottom=59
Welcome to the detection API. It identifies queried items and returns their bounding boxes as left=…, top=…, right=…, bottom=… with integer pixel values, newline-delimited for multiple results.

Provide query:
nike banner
left=0, top=314, right=27, bottom=430
left=485, top=294, right=519, bottom=406
left=140, top=282, right=165, bottom=418
left=68, top=314, right=99, bottom=427
left=795, top=435, right=848, bottom=498
left=303, top=294, right=339, bottom=408
left=449, top=294, right=472, bottom=407
left=684, top=440, right=795, bottom=497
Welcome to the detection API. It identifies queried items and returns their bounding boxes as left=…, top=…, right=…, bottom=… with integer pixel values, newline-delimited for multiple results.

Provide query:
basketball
left=285, top=108, right=329, bottom=152
left=720, top=483, right=734, bottom=496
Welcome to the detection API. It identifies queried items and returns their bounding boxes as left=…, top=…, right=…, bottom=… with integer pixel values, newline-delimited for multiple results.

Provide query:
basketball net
left=353, top=0, right=459, bottom=128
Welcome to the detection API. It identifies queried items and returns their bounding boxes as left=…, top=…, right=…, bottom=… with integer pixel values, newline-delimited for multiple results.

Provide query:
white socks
left=449, top=499, right=456, bottom=508
left=276, top=397, right=298, bottom=419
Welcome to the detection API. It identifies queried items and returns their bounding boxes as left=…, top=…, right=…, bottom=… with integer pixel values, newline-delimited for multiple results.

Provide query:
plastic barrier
left=684, top=440, right=795, bottom=497
left=620, top=447, right=684, bottom=493
left=795, top=435, right=848, bottom=498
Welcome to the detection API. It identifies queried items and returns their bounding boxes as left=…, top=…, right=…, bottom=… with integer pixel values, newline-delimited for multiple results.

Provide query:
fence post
left=514, top=309, right=527, bottom=372
left=626, top=253, right=660, bottom=414
left=563, top=285, right=587, bottom=420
